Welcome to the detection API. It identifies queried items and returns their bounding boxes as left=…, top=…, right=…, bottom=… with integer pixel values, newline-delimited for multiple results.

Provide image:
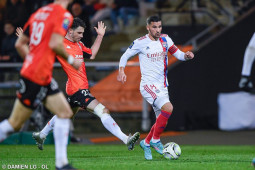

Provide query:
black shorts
left=67, top=89, right=96, bottom=109
left=17, top=76, right=60, bottom=109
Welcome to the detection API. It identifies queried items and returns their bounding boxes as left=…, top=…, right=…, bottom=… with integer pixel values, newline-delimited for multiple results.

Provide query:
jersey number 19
left=30, top=22, right=45, bottom=46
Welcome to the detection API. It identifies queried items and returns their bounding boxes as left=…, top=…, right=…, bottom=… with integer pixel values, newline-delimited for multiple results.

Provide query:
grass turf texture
left=0, top=145, right=254, bottom=170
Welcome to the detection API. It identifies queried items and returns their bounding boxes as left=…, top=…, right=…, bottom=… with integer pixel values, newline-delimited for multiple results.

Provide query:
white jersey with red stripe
left=119, top=34, right=185, bottom=88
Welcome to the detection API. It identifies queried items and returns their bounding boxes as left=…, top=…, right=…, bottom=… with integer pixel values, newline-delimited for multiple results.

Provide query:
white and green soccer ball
left=163, top=142, right=181, bottom=160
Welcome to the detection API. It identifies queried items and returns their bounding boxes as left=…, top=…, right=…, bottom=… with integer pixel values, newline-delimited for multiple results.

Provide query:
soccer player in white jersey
left=239, top=33, right=255, bottom=93
left=117, top=15, right=194, bottom=160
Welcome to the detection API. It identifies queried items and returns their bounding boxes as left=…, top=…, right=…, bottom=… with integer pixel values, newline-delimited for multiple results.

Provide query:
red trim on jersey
left=138, top=35, right=147, bottom=40
left=159, top=37, right=168, bottom=87
left=144, top=85, right=157, bottom=100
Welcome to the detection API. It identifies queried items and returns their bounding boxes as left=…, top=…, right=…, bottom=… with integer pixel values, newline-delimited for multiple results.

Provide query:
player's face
left=147, top=21, right=162, bottom=40
left=71, top=26, right=84, bottom=42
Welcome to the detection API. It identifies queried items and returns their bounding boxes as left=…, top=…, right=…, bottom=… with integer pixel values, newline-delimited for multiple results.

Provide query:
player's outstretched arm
left=15, top=33, right=29, bottom=59
left=49, top=33, right=82, bottom=70
left=90, top=21, right=106, bottom=60
left=117, top=67, right=127, bottom=84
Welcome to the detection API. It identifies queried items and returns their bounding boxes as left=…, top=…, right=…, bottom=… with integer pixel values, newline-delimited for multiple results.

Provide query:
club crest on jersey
left=62, top=18, right=70, bottom=31
left=129, top=42, right=134, bottom=49
left=146, top=46, right=150, bottom=50
left=162, top=42, right=167, bottom=49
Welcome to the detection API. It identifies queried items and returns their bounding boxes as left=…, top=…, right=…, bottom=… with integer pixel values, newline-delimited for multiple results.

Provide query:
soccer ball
left=163, top=142, right=181, bottom=160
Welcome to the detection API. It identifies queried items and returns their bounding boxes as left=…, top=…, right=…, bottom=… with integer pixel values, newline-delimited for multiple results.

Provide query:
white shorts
left=140, top=83, right=170, bottom=117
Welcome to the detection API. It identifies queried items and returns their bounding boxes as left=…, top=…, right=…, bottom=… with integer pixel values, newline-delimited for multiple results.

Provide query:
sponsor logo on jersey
left=66, top=45, right=71, bottom=49
left=75, top=55, right=83, bottom=59
left=147, top=51, right=166, bottom=58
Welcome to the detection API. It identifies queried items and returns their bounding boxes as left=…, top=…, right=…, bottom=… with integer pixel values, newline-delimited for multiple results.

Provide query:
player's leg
left=1, top=76, right=42, bottom=142
left=139, top=84, right=157, bottom=160
left=239, top=33, right=255, bottom=92
left=32, top=106, right=79, bottom=150
left=87, top=99, right=140, bottom=150
left=32, top=113, right=57, bottom=150
left=0, top=99, right=33, bottom=142
left=44, top=92, right=73, bottom=169
left=150, top=102, right=172, bottom=155
left=44, top=79, right=73, bottom=169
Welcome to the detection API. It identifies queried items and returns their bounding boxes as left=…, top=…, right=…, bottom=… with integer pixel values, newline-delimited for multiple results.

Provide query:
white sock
left=53, top=117, right=69, bottom=168
left=241, top=46, right=255, bottom=76
left=0, top=119, right=14, bottom=142
left=151, top=137, right=160, bottom=143
left=40, top=115, right=56, bottom=138
left=144, top=140, right=150, bottom=146
left=101, top=114, right=128, bottom=144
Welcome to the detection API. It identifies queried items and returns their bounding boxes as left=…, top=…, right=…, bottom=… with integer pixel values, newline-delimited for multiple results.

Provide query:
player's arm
left=90, top=21, right=106, bottom=60
left=117, top=41, right=139, bottom=84
left=166, top=35, right=194, bottom=61
left=49, top=33, right=81, bottom=70
left=15, top=33, right=29, bottom=59
left=172, top=47, right=194, bottom=61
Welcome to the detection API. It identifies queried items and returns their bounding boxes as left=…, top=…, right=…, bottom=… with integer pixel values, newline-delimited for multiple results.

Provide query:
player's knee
left=8, top=119, right=21, bottom=131
left=161, top=104, right=173, bottom=113
left=93, top=103, right=106, bottom=118
left=57, top=110, right=73, bottom=119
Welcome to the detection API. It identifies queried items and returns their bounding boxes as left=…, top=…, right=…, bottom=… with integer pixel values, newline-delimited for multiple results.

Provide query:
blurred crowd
left=0, top=0, right=251, bottom=65
left=0, top=0, right=164, bottom=64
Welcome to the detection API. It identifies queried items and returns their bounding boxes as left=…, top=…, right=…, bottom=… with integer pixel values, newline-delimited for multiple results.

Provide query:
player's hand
left=94, top=21, right=106, bottom=37
left=117, top=70, right=127, bottom=84
left=184, top=51, right=194, bottom=60
left=16, top=27, right=23, bottom=37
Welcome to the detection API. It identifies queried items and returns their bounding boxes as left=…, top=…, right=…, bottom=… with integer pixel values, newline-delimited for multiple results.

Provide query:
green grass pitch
left=0, top=145, right=254, bottom=170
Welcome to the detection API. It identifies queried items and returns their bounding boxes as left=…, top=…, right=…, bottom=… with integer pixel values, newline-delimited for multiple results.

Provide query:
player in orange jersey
left=30, top=17, right=140, bottom=151
left=0, top=0, right=80, bottom=170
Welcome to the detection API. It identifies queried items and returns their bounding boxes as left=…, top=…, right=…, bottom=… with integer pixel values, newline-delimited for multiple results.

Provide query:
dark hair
left=146, top=15, right=161, bottom=25
left=71, top=17, right=86, bottom=30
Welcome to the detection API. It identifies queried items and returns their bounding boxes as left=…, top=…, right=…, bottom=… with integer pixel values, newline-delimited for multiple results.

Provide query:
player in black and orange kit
left=31, top=18, right=140, bottom=151
left=0, top=0, right=80, bottom=170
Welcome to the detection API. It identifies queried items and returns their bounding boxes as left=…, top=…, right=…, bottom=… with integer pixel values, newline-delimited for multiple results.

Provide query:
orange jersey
left=57, top=38, right=92, bottom=95
left=20, top=3, right=73, bottom=85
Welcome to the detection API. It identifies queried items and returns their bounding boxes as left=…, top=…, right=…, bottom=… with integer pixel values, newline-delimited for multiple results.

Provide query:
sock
left=151, top=137, right=160, bottom=143
left=145, top=124, right=155, bottom=144
left=101, top=113, right=128, bottom=144
left=152, top=110, right=172, bottom=140
left=53, top=117, right=69, bottom=168
left=40, top=115, right=56, bottom=138
left=241, top=46, right=255, bottom=76
left=144, top=139, right=150, bottom=147
left=0, top=119, right=14, bottom=142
